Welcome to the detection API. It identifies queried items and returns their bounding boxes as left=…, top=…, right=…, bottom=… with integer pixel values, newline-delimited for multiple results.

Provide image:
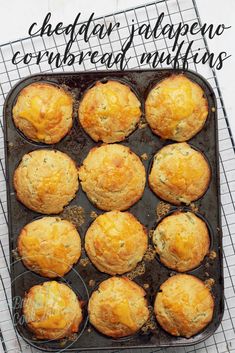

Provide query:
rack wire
left=0, top=0, right=235, bottom=352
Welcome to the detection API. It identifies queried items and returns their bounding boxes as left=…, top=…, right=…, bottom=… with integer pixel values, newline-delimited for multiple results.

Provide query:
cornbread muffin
left=88, top=277, right=149, bottom=337
left=79, top=144, right=146, bottom=210
left=85, top=211, right=148, bottom=275
left=145, top=74, right=208, bottom=141
left=154, top=274, right=214, bottom=338
left=78, top=80, right=141, bottom=143
left=14, top=149, right=78, bottom=214
left=13, top=82, right=73, bottom=144
left=153, top=211, right=210, bottom=272
left=23, top=281, right=83, bottom=340
left=18, top=217, right=81, bottom=278
left=149, top=143, right=210, bottom=205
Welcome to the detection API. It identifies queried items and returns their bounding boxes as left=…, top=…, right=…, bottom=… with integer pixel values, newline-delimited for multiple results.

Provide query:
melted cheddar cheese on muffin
left=18, top=217, right=81, bottom=277
left=154, top=274, right=214, bottom=338
left=149, top=143, right=210, bottom=205
left=145, top=74, right=208, bottom=141
left=88, top=277, right=149, bottom=337
left=79, top=144, right=146, bottom=210
left=14, top=149, right=78, bottom=214
left=78, top=80, right=141, bottom=143
left=13, top=82, right=73, bottom=144
left=23, top=281, right=83, bottom=340
left=153, top=211, right=210, bottom=272
left=85, top=211, right=148, bottom=275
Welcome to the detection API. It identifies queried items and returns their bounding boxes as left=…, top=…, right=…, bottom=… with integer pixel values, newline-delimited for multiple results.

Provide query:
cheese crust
left=23, top=281, right=83, bottom=340
left=79, top=144, right=146, bottom=210
left=145, top=74, right=208, bottom=141
left=78, top=80, right=141, bottom=143
left=85, top=211, right=148, bottom=275
left=13, top=83, right=73, bottom=144
left=18, top=217, right=81, bottom=278
left=148, top=143, right=211, bottom=205
left=153, top=211, right=210, bottom=272
left=154, top=274, right=214, bottom=338
left=88, top=277, right=149, bottom=337
left=14, top=149, right=79, bottom=214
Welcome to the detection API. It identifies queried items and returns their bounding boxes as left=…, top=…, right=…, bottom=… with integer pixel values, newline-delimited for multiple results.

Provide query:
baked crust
left=153, top=211, right=210, bottom=272
left=88, top=277, right=149, bottom=337
left=145, top=74, right=208, bottom=141
left=85, top=211, right=148, bottom=275
left=78, top=80, right=141, bottom=143
left=14, top=149, right=79, bottom=214
left=23, top=281, right=83, bottom=340
left=148, top=143, right=211, bottom=205
left=18, top=217, right=81, bottom=278
left=79, top=144, right=146, bottom=210
left=154, top=274, right=214, bottom=338
left=13, top=83, right=73, bottom=144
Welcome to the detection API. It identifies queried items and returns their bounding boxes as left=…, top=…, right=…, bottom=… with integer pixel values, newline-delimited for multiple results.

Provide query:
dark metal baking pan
left=3, top=69, right=223, bottom=351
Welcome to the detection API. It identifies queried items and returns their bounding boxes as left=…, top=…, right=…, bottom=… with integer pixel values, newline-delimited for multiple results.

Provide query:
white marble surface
left=0, top=0, right=234, bottom=139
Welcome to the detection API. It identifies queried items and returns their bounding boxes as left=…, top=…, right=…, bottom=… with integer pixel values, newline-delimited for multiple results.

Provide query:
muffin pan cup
left=3, top=69, right=223, bottom=351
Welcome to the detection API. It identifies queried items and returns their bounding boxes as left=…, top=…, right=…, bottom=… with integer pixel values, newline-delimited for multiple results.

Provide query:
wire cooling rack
left=0, top=0, right=235, bottom=352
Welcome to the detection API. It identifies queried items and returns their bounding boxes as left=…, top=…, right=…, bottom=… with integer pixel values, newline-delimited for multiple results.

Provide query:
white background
left=0, top=0, right=234, bottom=138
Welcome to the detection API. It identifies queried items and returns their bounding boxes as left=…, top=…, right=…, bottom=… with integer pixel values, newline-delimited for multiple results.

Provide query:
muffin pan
left=3, top=69, right=223, bottom=351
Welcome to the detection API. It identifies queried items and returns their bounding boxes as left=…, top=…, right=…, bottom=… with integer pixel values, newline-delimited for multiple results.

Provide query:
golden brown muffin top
left=85, top=211, right=148, bottom=275
left=153, top=211, right=210, bottom=272
left=23, top=281, right=82, bottom=340
left=154, top=274, right=214, bottom=338
left=78, top=80, right=141, bottom=143
left=13, top=82, right=73, bottom=144
left=149, top=143, right=211, bottom=205
left=79, top=144, right=146, bottom=210
left=14, top=149, right=78, bottom=214
left=145, top=74, right=208, bottom=141
left=18, top=217, right=81, bottom=278
left=88, top=277, right=149, bottom=337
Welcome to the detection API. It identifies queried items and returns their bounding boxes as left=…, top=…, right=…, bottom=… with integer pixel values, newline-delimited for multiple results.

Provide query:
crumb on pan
left=80, top=257, right=90, bottom=267
left=90, top=211, right=98, bottom=219
left=141, top=153, right=148, bottom=161
left=138, top=121, right=147, bottom=129
left=12, top=248, right=21, bottom=261
left=126, top=262, right=146, bottom=280
left=156, top=201, right=171, bottom=221
left=204, top=278, right=215, bottom=289
left=209, top=251, right=217, bottom=260
left=190, top=203, right=199, bottom=212
left=89, top=279, right=96, bottom=287
left=61, top=205, right=85, bottom=227
left=143, top=245, right=156, bottom=262
left=141, top=305, right=158, bottom=332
